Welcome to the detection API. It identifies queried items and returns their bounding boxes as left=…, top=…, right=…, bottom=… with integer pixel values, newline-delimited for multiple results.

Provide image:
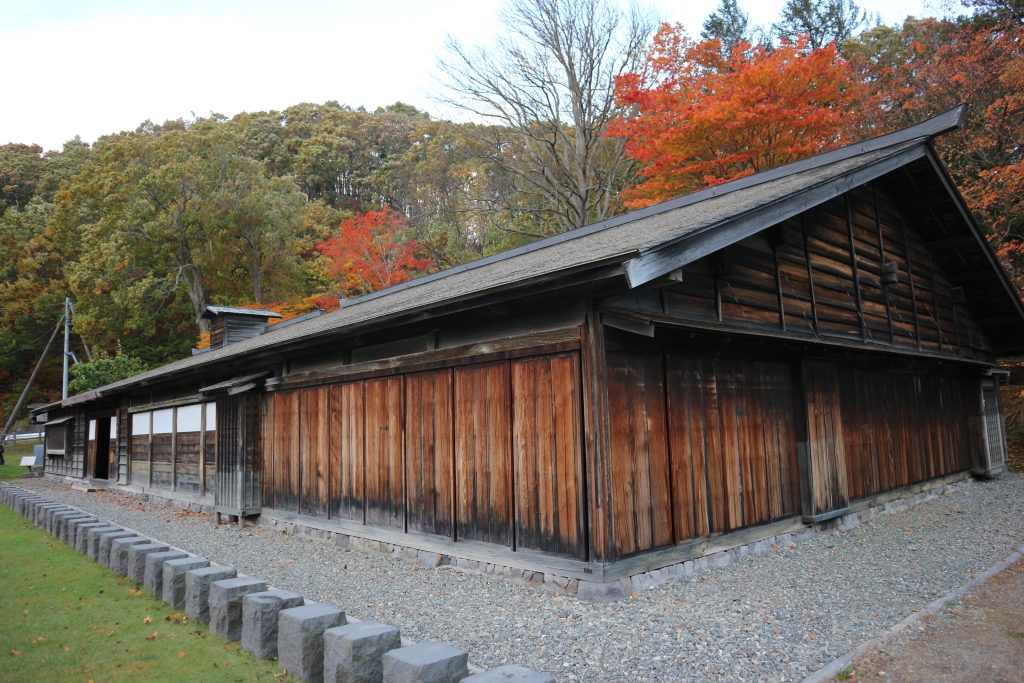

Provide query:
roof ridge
left=341, top=105, right=967, bottom=310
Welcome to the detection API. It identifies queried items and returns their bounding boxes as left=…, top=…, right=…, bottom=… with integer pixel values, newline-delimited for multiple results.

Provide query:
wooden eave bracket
left=622, top=144, right=930, bottom=289
left=199, top=371, right=270, bottom=395
left=601, top=312, right=655, bottom=337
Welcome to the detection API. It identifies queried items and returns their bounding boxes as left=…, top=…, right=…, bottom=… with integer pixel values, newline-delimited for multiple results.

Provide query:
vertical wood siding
left=364, top=377, right=405, bottom=529
left=511, top=353, right=585, bottom=558
left=606, top=351, right=673, bottom=556
left=331, top=382, right=366, bottom=522
left=605, top=351, right=801, bottom=558
left=300, top=387, right=330, bottom=517
left=838, top=367, right=978, bottom=499
left=454, top=362, right=513, bottom=546
left=802, top=362, right=850, bottom=516
left=261, top=350, right=585, bottom=558
left=405, top=370, right=455, bottom=538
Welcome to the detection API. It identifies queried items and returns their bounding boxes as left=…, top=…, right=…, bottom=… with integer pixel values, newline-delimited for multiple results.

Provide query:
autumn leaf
left=145, top=631, right=158, bottom=641
left=609, top=28, right=864, bottom=208
left=177, top=651, right=186, bottom=658
left=144, top=616, right=152, bottom=625
left=315, top=206, right=434, bottom=297
left=10, top=650, right=21, bottom=657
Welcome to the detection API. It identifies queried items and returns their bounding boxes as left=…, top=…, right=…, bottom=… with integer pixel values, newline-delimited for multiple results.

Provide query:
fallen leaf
left=145, top=632, right=158, bottom=641
left=177, top=651, right=186, bottom=658
left=144, top=616, right=152, bottom=625
left=22, top=610, right=27, bottom=618
left=10, top=650, right=21, bottom=657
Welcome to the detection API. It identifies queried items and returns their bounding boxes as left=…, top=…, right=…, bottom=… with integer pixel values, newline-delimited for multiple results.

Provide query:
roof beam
left=624, top=144, right=929, bottom=289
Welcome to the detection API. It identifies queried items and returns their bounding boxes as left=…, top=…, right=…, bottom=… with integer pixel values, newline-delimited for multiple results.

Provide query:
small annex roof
left=50, top=105, right=1024, bottom=408
left=202, top=305, right=282, bottom=319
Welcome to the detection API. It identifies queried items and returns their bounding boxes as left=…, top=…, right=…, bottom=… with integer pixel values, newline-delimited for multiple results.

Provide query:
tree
left=68, top=351, right=148, bottom=394
left=208, top=160, right=307, bottom=302
left=440, top=0, right=656, bottom=233
left=609, top=26, right=865, bottom=207
left=0, top=144, right=47, bottom=211
left=847, top=13, right=1024, bottom=289
left=701, top=0, right=751, bottom=57
left=774, top=0, right=870, bottom=51
left=315, top=207, right=435, bottom=297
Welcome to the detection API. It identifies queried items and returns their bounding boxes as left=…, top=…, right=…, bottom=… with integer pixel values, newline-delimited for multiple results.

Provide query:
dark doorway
left=88, top=417, right=111, bottom=480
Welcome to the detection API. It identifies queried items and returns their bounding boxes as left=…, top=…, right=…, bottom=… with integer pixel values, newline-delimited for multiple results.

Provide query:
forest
left=1, top=0, right=1021, bottom=426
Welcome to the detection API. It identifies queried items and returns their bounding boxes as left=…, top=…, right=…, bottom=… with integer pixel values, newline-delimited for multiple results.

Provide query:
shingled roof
left=58, top=105, right=1024, bottom=407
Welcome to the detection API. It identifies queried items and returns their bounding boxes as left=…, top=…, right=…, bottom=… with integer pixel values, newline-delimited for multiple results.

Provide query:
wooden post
left=844, top=195, right=868, bottom=341
left=148, top=410, right=153, bottom=488
left=199, top=404, right=207, bottom=496
left=171, top=407, right=177, bottom=491
left=800, top=214, right=819, bottom=336
left=795, top=360, right=850, bottom=523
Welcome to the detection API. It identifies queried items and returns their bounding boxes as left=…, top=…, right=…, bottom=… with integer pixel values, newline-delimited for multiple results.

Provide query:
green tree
left=68, top=351, right=148, bottom=394
left=774, top=0, right=871, bottom=50
left=702, top=0, right=752, bottom=56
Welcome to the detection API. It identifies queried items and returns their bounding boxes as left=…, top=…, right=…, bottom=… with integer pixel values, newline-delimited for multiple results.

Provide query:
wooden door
left=511, top=353, right=585, bottom=558
left=365, top=377, right=404, bottom=529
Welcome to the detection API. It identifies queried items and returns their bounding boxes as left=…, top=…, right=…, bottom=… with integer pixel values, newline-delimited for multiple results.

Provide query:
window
left=45, top=416, right=74, bottom=457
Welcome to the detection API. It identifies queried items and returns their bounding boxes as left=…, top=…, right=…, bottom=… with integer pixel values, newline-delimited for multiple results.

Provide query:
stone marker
left=278, top=603, right=346, bottom=682
left=51, top=510, right=80, bottom=540
left=323, top=620, right=401, bottom=683
left=97, top=530, right=136, bottom=566
left=143, top=550, right=188, bottom=595
left=462, top=666, right=555, bottom=682
left=241, top=589, right=304, bottom=660
left=38, top=504, right=63, bottom=528
left=184, top=565, right=237, bottom=624
left=126, top=543, right=170, bottom=584
left=382, top=642, right=469, bottom=683
left=44, top=505, right=68, bottom=531
left=64, top=515, right=96, bottom=545
left=209, top=576, right=268, bottom=641
left=109, top=535, right=150, bottom=574
left=163, top=557, right=211, bottom=609
left=86, top=525, right=123, bottom=559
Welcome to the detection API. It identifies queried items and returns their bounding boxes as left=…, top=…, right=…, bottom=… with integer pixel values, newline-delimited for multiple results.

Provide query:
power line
left=0, top=323, right=65, bottom=359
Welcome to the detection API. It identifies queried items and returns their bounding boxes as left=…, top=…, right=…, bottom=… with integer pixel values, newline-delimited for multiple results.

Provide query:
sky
left=3, top=0, right=947, bottom=152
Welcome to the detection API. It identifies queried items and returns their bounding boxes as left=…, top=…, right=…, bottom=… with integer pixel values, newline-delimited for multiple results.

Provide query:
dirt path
left=839, top=558, right=1024, bottom=682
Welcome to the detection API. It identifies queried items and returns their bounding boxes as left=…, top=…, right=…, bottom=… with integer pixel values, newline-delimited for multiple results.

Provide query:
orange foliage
left=315, top=206, right=434, bottom=297
left=608, top=26, right=866, bottom=208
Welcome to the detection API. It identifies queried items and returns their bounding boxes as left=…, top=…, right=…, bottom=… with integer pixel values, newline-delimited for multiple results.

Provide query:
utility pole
left=0, top=315, right=64, bottom=465
left=62, top=297, right=71, bottom=400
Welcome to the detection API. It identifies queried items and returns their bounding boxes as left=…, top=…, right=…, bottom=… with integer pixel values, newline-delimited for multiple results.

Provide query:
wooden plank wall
left=261, top=351, right=585, bottom=559
left=606, top=182, right=991, bottom=362
left=837, top=367, right=978, bottom=499
left=44, top=412, right=86, bottom=478
left=511, top=353, right=585, bottom=558
left=802, top=361, right=850, bottom=516
left=605, top=351, right=801, bottom=558
left=129, top=412, right=149, bottom=486
left=365, top=377, right=404, bottom=529
left=454, top=362, right=513, bottom=546
left=117, top=406, right=129, bottom=484
left=405, top=370, right=455, bottom=538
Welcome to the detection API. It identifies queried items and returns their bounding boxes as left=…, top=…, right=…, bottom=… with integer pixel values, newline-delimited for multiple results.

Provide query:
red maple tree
left=315, top=206, right=435, bottom=297
left=608, top=26, right=866, bottom=208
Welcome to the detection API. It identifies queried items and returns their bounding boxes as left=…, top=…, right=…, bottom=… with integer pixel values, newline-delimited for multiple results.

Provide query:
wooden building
left=33, top=106, right=1021, bottom=585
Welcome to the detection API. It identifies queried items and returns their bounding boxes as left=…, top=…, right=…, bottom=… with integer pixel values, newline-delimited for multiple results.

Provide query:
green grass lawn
left=1, top=440, right=40, bottom=480
left=0, top=503, right=292, bottom=682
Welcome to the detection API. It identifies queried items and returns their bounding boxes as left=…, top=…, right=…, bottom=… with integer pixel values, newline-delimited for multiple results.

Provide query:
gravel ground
left=12, top=472, right=1024, bottom=682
